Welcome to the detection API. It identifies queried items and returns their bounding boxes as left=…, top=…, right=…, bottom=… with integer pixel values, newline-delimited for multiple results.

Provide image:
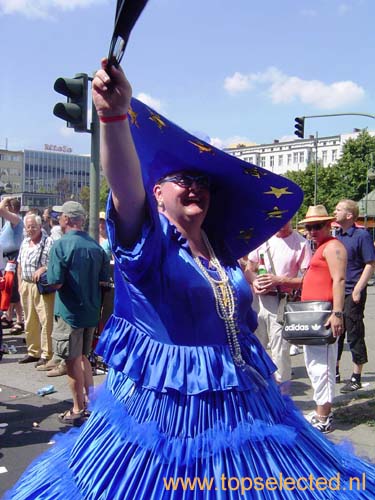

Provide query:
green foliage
left=100, top=176, right=109, bottom=210
left=79, top=185, right=90, bottom=213
left=55, top=177, right=72, bottom=203
left=285, top=130, right=375, bottom=218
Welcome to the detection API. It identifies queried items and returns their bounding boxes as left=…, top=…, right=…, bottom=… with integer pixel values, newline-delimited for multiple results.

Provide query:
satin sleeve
left=106, top=193, right=163, bottom=284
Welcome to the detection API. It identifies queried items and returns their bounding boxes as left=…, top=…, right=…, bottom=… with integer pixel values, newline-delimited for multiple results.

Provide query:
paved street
left=0, top=290, right=374, bottom=497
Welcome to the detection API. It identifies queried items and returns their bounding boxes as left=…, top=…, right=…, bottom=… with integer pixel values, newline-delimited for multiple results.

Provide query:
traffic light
left=294, top=117, right=305, bottom=138
left=53, top=73, right=88, bottom=132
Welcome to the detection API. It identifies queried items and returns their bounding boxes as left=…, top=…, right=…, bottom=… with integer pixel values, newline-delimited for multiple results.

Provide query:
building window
left=332, top=149, right=337, bottom=162
left=260, top=156, right=266, bottom=167
left=278, top=155, right=283, bottom=167
left=293, top=152, right=298, bottom=164
left=270, top=156, right=274, bottom=168
left=322, top=150, right=327, bottom=162
left=287, top=154, right=292, bottom=166
left=299, top=152, right=304, bottom=163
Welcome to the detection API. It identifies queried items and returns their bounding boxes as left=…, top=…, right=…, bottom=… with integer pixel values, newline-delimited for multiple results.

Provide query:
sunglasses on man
left=305, top=222, right=326, bottom=231
left=159, top=174, right=211, bottom=190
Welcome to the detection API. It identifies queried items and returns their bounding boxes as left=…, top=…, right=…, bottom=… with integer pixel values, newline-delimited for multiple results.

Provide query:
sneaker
left=36, top=358, right=59, bottom=372
left=35, top=358, right=48, bottom=368
left=306, top=411, right=333, bottom=433
left=290, top=345, right=302, bottom=356
left=47, top=363, right=67, bottom=377
left=340, top=378, right=361, bottom=393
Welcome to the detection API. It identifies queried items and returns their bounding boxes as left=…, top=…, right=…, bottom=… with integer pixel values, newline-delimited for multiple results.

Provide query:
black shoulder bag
left=36, top=239, right=55, bottom=295
left=281, top=300, right=335, bottom=345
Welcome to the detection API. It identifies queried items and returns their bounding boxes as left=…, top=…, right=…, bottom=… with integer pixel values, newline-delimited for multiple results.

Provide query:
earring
left=157, top=201, right=165, bottom=210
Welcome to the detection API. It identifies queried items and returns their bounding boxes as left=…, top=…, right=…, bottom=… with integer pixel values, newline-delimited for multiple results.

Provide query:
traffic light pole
left=314, top=132, right=318, bottom=205
left=301, top=112, right=375, bottom=121
left=89, top=103, right=100, bottom=241
left=53, top=73, right=101, bottom=241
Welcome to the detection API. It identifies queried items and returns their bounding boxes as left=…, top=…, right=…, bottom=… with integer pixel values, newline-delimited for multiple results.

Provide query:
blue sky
left=1, top=0, right=374, bottom=154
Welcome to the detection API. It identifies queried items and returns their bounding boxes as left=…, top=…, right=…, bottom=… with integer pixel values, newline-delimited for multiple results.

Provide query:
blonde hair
left=339, top=199, right=359, bottom=221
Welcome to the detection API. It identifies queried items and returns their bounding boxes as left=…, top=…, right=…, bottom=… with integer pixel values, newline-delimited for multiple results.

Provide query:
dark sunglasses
left=160, top=174, right=211, bottom=190
left=305, top=222, right=326, bottom=231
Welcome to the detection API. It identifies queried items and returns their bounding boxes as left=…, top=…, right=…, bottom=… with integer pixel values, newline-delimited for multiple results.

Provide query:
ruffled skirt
left=5, top=365, right=375, bottom=500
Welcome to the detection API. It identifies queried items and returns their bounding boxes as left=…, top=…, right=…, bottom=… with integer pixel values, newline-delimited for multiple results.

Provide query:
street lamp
left=364, top=153, right=375, bottom=228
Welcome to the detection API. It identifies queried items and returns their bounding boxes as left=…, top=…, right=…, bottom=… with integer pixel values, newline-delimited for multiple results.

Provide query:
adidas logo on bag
left=284, top=324, right=309, bottom=331
left=311, top=324, right=321, bottom=331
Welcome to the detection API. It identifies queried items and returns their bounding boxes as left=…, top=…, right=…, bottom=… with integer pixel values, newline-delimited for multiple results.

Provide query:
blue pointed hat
left=128, top=98, right=304, bottom=259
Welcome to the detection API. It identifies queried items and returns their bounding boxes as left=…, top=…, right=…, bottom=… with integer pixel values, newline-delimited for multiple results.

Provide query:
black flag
left=107, top=0, right=149, bottom=68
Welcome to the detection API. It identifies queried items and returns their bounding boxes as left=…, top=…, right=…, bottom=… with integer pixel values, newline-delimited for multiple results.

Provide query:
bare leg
left=316, top=402, right=332, bottom=419
left=353, top=362, right=362, bottom=375
left=14, top=301, right=23, bottom=323
left=65, top=356, right=85, bottom=413
left=81, top=355, right=94, bottom=405
left=5, top=304, right=14, bottom=322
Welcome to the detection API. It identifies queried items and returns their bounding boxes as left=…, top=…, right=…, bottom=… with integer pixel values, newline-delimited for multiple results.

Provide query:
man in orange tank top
left=300, top=205, right=347, bottom=433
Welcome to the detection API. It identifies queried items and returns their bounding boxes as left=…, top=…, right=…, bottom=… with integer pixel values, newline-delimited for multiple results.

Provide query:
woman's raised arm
left=92, top=59, right=146, bottom=245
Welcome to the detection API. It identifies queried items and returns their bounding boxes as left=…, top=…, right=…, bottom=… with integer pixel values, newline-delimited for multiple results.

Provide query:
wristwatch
left=333, top=311, right=344, bottom=318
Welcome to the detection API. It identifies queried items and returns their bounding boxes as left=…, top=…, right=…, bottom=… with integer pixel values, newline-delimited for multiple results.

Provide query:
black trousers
left=337, top=289, right=368, bottom=365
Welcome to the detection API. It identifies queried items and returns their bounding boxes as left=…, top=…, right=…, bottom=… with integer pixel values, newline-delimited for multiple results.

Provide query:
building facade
left=0, top=146, right=90, bottom=209
left=23, top=149, right=90, bottom=198
left=224, top=130, right=375, bottom=176
left=0, top=149, right=23, bottom=193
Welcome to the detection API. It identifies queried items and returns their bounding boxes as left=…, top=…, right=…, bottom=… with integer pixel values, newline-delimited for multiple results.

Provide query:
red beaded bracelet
left=99, top=114, right=128, bottom=123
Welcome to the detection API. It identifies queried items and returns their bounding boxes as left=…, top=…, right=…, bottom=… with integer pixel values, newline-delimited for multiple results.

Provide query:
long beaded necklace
left=193, top=231, right=247, bottom=369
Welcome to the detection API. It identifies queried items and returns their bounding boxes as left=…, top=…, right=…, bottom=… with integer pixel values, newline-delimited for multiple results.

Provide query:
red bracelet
left=99, top=114, right=128, bottom=123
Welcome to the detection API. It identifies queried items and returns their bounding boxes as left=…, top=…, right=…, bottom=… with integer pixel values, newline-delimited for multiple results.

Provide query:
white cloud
left=210, top=137, right=224, bottom=149
left=224, top=66, right=365, bottom=110
left=278, top=134, right=299, bottom=143
left=224, top=72, right=256, bottom=94
left=59, top=125, right=74, bottom=137
left=0, top=0, right=107, bottom=19
left=211, top=136, right=257, bottom=150
left=136, top=92, right=163, bottom=113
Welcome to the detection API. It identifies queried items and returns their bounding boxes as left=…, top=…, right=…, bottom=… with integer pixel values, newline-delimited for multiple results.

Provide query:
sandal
left=1, top=317, right=13, bottom=328
left=58, top=408, right=86, bottom=426
left=9, top=322, right=24, bottom=335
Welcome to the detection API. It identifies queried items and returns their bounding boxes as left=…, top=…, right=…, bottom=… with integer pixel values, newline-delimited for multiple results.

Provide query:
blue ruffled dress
left=6, top=201, right=375, bottom=499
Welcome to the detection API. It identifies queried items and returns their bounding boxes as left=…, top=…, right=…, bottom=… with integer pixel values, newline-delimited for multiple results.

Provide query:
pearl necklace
left=193, top=231, right=246, bottom=368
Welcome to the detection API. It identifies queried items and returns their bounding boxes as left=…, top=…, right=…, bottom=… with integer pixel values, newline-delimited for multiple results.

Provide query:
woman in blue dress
left=6, top=59, right=375, bottom=499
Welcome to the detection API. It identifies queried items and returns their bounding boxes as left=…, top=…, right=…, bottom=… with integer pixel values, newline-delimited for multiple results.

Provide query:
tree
left=78, top=177, right=108, bottom=217
left=285, top=130, right=375, bottom=216
left=55, top=177, right=72, bottom=203
left=79, top=186, right=90, bottom=213
left=100, top=176, right=109, bottom=211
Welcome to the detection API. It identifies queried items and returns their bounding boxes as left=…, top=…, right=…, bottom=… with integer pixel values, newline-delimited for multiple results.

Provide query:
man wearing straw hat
left=300, top=205, right=347, bottom=433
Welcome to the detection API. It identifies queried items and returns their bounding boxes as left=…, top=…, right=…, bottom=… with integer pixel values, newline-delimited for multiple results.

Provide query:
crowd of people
left=2, top=195, right=372, bottom=434
left=4, top=58, right=375, bottom=500
left=244, top=201, right=375, bottom=434
left=0, top=199, right=111, bottom=415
